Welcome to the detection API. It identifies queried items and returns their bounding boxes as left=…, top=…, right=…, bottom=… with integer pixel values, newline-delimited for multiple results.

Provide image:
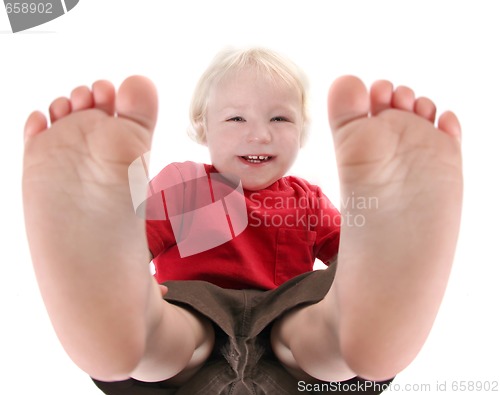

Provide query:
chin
left=242, top=179, right=275, bottom=191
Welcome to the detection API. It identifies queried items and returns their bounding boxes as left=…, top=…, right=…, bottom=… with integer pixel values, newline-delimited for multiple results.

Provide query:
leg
left=271, top=76, right=462, bottom=382
left=23, top=78, right=214, bottom=382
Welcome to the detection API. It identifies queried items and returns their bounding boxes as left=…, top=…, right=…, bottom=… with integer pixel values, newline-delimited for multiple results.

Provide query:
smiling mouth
left=240, top=155, right=274, bottom=164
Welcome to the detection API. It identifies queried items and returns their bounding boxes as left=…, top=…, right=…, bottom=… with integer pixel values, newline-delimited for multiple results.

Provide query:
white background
left=1, top=1, right=499, bottom=393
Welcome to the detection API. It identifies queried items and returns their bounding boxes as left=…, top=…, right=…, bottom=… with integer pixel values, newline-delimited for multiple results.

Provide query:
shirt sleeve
left=309, top=185, right=342, bottom=264
left=144, top=163, right=181, bottom=258
left=145, top=161, right=208, bottom=258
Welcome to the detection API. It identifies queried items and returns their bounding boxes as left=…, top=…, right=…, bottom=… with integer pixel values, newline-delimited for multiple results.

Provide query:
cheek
left=287, top=147, right=300, bottom=165
left=207, top=138, right=235, bottom=167
left=283, top=136, right=301, bottom=164
left=207, top=144, right=223, bottom=162
left=281, top=130, right=301, bottom=152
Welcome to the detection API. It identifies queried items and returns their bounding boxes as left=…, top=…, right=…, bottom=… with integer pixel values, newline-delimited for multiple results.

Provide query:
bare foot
left=23, top=75, right=157, bottom=273
left=327, top=76, right=463, bottom=377
left=22, top=77, right=159, bottom=376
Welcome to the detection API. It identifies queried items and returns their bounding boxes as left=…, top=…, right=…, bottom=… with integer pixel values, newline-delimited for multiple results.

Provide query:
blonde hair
left=188, top=47, right=310, bottom=146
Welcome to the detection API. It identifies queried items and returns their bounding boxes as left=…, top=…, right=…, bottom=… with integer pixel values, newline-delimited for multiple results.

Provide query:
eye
left=227, top=116, right=245, bottom=122
left=271, top=116, right=290, bottom=122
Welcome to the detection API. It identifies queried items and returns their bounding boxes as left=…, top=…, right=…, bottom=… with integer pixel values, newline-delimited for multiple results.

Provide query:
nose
left=246, top=122, right=272, bottom=144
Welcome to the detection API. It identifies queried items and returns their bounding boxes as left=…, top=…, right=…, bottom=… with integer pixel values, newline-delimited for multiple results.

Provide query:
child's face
left=205, top=67, right=302, bottom=191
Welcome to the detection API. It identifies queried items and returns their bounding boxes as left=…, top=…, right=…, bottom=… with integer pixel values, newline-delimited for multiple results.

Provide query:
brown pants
left=93, top=263, right=394, bottom=394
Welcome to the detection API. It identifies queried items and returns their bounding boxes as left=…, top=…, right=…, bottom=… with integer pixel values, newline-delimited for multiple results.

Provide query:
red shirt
left=146, top=162, right=341, bottom=290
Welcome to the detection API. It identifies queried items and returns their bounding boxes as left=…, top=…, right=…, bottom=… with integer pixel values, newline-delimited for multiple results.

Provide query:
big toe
left=116, top=76, right=158, bottom=132
left=328, top=76, right=370, bottom=131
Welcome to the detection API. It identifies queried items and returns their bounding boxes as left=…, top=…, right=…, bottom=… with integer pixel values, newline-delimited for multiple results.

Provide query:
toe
left=92, top=80, right=116, bottom=115
left=49, top=97, right=72, bottom=123
left=438, top=111, right=461, bottom=141
left=70, top=86, right=94, bottom=111
left=392, top=86, right=415, bottom=112
left=328, top=76, right=369, bottom=131
left=414, top=97, right=437, bottom=123
left=116, top=76, right=158, bottom=132
left=370, top=80, right=393, bottom=115
left=24, top=111, right=48, bottom=142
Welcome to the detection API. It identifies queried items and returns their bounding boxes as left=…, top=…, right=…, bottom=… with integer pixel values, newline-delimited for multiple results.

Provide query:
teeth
left=245, top=155, right=269, bottom=160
